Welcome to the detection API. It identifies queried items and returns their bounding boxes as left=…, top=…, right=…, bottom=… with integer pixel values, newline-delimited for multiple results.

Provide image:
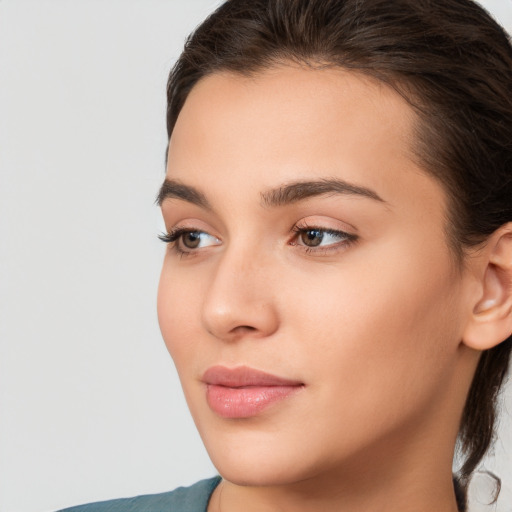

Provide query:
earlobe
left=462, top=225, right=512, bottom=351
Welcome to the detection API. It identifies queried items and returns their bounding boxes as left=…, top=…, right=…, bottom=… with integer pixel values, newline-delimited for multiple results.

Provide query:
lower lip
left=206, top=384, right=302, bottom=418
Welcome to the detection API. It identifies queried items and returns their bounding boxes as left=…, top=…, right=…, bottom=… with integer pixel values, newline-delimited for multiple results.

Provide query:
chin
left=199, top=423, right=342, bottom=488
left=211, top=452, right=313, bottom=488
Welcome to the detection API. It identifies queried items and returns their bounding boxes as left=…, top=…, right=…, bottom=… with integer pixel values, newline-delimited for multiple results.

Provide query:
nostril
left=224, top=325, right=260, bottom=339
left=235, top=325, right=257, bottom=332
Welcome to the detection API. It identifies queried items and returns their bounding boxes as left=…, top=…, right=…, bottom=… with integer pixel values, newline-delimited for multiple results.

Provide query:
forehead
left=168, top=64, right=417, bottom=180
left=171, top=64, right=416, bottom=137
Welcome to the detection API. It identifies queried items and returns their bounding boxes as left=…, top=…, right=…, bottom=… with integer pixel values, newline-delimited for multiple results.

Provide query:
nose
left=201, top=244, right=280, bottom=342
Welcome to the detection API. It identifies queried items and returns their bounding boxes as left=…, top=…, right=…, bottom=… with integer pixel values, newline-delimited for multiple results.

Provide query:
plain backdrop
left=1, top=1, right=511, bottom=511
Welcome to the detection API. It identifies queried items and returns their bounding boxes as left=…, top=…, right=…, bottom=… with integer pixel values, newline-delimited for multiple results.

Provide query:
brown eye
left=300, top=229, right=324, bottom=247
left=181, top=231, right=202, bottom=249
left=293, top=226, right=356, bottom=251
left=158, top=228, right=221, bottom=254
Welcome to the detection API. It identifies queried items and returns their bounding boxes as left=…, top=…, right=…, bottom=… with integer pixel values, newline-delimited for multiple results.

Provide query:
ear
left=462, top=223, right=512, bottom=351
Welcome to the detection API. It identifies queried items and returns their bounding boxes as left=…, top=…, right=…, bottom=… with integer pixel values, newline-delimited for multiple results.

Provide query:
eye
left=291, top=225, right=357, bottom=252
left=158, top=228, right=221, bottom=255
left=180, top=231, right=211, bottom=249
left=299, top=229, right=335, bottom=247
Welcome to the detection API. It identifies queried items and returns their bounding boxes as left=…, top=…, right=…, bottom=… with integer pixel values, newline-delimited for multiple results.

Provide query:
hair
left=165, top=0, right=512, bottom=509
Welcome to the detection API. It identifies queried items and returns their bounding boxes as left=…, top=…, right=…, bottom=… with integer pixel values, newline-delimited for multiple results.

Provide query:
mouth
left=202, top=365, right=304, bottom=419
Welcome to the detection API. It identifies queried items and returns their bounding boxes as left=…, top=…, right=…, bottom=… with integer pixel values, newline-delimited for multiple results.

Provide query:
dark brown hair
left=165, top=0, right=512, bottom=508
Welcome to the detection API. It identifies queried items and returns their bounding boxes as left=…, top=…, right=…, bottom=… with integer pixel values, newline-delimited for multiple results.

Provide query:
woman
left=61, top=0, right=512, bottom=511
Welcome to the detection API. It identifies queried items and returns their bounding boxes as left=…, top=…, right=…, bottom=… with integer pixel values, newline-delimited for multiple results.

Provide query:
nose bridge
left=201, top=239, right=278, bottom=340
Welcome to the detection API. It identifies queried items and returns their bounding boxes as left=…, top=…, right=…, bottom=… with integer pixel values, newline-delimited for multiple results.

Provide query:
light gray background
left=1, top=1, right=511, bottom=511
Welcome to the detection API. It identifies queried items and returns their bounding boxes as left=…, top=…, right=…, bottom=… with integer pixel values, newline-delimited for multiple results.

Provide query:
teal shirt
left=58, top=477, right=222, bottom=512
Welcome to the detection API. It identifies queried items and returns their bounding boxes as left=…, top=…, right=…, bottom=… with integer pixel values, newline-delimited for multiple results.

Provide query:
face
left=158, top=65, right=474, bottom=486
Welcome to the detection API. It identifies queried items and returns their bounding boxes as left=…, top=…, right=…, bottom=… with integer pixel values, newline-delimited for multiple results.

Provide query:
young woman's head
left=157, top=0, right=512, bottom=510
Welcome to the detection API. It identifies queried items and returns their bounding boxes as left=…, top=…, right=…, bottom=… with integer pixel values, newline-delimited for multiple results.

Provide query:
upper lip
left=202, top=365, right=303, bottom=388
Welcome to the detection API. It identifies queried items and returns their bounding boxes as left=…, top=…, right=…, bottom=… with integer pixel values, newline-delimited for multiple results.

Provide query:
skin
left=157, top=65, right=486, bottom=512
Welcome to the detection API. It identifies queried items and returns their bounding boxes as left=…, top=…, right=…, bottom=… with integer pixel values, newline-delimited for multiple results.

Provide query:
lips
left=202, top=365, right=304, bottom=419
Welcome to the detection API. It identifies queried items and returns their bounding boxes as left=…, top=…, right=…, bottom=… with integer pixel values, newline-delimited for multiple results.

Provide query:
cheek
left=157, top=262, right=204, bottom=368
left=279, top=238, right=463, bottom=414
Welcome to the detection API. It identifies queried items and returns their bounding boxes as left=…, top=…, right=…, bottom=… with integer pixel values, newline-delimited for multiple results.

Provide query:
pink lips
left=202, top=366, right=304, bottom=419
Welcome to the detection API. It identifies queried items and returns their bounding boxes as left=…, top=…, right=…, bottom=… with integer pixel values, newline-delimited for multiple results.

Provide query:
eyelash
left=158, top=228, right=193, bottom=244
left=158, top=225, right=358, bottom=257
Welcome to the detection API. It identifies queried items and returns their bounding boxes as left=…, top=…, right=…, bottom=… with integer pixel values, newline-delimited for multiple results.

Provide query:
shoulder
left=57, top=476, right=222, bottom=512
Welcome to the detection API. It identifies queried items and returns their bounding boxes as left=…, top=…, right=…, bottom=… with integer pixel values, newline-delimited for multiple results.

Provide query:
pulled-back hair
left=166, top=0, right=512, bottom=508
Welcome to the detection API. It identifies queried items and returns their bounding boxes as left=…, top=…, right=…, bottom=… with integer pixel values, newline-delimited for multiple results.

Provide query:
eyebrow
left=157, top=177, right=385, bottom=209
left=157, top=179, right=212, bottom=209
left=260, top=178, right=385, bottom=207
